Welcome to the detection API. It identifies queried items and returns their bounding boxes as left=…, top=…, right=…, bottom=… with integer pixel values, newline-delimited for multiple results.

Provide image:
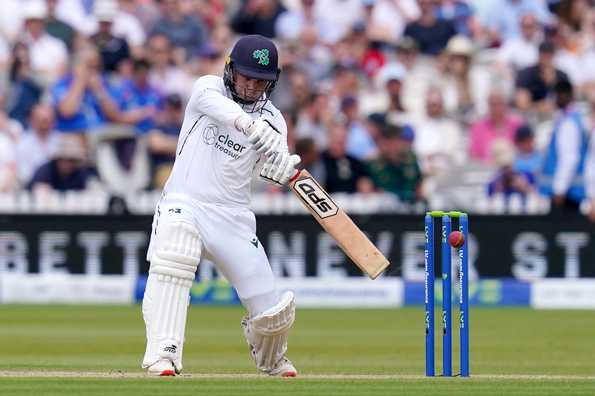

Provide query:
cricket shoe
left=268, top=357, right=297, bottom=377
left=147, top=359, right=177, bottom=377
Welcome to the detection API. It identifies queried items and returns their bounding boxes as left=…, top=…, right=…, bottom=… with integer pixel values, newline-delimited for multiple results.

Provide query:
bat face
left=290, top=170, right=390, bottom=279
left=293, top=176, right=339, bottom=219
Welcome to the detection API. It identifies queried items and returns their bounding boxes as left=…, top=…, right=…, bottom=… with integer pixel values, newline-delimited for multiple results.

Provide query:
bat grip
left=288, top=169, right=302, bottom=184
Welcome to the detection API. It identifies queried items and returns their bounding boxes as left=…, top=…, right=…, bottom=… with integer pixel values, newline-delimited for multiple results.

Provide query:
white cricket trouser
left=147, top=193, right=277, bottom=303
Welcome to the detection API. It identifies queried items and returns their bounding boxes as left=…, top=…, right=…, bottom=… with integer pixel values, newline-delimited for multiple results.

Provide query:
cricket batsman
left=141, top=35, right=301, bottom=377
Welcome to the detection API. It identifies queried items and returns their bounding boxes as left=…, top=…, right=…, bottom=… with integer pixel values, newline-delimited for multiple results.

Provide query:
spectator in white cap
left=27, top=134, right=97, bottom=192
left=376, top=63, right=411, bottom=125
left=21, top=0, right=68, bottom=87
left=433, top=35, right=491, bottom=121
left=92, top=0, right=146, bottom=58
left=91, top=1, right=131, bottom=73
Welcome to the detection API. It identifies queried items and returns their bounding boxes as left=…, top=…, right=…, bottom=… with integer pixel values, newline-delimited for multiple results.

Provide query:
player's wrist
left=235, top=114, right=253, bottom=135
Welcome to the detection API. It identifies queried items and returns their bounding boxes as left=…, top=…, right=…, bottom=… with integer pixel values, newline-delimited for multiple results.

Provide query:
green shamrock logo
left=252, top=49, right=270, bottom=66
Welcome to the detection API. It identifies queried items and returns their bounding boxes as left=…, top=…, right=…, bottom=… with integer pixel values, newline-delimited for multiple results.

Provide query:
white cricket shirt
left=163, top=75, right=288, bottom=207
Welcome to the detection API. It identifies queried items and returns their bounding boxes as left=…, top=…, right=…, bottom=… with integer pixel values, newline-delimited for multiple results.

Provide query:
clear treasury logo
left=202, top=124, right=247, bottom=159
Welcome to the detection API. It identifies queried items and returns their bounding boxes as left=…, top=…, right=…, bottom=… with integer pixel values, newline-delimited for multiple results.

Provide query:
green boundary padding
left=426, top=211, right=468, bottom=218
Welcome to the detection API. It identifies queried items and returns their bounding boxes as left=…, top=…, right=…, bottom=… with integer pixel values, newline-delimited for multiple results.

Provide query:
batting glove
left=235, top=115, right=281, bottom=157
left=260, top=152, right=301, bottom=185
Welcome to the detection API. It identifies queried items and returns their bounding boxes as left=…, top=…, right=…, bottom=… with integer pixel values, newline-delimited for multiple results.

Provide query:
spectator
left=151, top=0, right=206, bottom=60
left=314, top=0, right=365, bottom=42
left=435, top=35, right=492, bottom=122
left=6, top=42, right=43, bottom=128
left=45, top=0, right=76, bottom=51
left=0, top=35, right=9, bottom=74
left=51, top=45, right=121, bottom=135
left=295, top=89, right=333, bottom=150
left=276, top=0, right=341, bottom=44
left=498, top=14, right=542, bottom=73
left=403, top=0, right=457, bottom=56
left=393, top=36, right=420, bottom=72
left=148, top=94, right=183, bottom=189
left=231, top=0, right=286, bottom=38
left=21, top=0, right=68, bottom=87
left=330, top=62, right=361, bottom=101
left=436, top=0, right=478, bottom=38
left=367, top=124, right=423, bottom=202
left=270, top=66, right=311, bottom=114
left=411, top=87, right=464, bottom=178
left=194, top=42, right=226, bottom=78
left=552, top=2, right=595, bottom=92
left=28, top=134, right=97, bottom=192
left=487, top=139, right=535, bottom=200
left=469, top=89, right=522, bottom=164
left=375, top=63, right=410, bottom=125
left=91, top=2, right=131, bottom=74
left=92, top=0, right=146, bottom=58
left=538, top=80, right=590, bottom=215
left=113, top=59, right=162, bottom=134
left=341, top=96, right=378, bottom=161
left=0, top=115, right=18, bottom=192
left=513, top=124, right=543, bottom=177
left=363, top=0, right=420, bottom=43
left=362, top=112, right=386, bottom=150
left=515, top=41, right=570, bottom=114
left=321, top=120, right=373, bottom=193
left=16, top=104, right=60, bottom=185
left=194, top=0, right=228, bottom=31
left=294, top=137, right=325, bottom=183
left=482, top=0, right=553, bottom=44
left=378, top=37, right=432, bottom=118
left=148, top=33, right=193, bottom=101
left=357, top=28, right=387, bottom=79
left=0, top=96, right=24, bottom=141
left=585, top=127, right=595, bottom=221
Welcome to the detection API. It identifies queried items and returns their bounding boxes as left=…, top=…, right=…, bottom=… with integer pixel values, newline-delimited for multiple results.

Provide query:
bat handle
left=288, top=169, right=302, bottom=184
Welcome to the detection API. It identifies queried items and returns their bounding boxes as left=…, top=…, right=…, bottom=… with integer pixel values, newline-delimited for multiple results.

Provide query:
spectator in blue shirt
left=113, top=59, right=162, bottom=134
left=482, top=0, right=553, bottom=44
left=436, top=0, right=476, bottom=38
left=488, top=140, right=535, bottom=199
left=7, top=42, right=42, bottom=128
left=513, top=124, right=542, bottom=177
left=51, top=46, right=120, bottom=134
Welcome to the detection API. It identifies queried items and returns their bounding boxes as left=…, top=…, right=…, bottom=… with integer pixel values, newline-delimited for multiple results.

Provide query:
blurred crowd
left=0, top=0, right=595, bottom=219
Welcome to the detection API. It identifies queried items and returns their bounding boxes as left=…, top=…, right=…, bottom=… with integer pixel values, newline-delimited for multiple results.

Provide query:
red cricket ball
left=448, top=231, right=465, bottom=248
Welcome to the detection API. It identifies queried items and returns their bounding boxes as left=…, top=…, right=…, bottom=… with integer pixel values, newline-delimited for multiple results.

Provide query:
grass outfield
left=0, top=306, right=594, bottom=395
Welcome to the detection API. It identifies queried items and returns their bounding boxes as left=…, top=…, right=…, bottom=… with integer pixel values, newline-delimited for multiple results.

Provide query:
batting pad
left=142, top=221, right=202, bottom=371
left=242, top=291, right=295, bottom=372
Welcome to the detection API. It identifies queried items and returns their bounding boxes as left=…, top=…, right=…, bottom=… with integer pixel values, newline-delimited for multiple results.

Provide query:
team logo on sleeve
left=202, top=124, right=247, bottom=159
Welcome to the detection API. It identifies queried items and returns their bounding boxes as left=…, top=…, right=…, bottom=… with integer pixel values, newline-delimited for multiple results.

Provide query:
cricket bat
left=288, top=169, right=390, bottom=279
